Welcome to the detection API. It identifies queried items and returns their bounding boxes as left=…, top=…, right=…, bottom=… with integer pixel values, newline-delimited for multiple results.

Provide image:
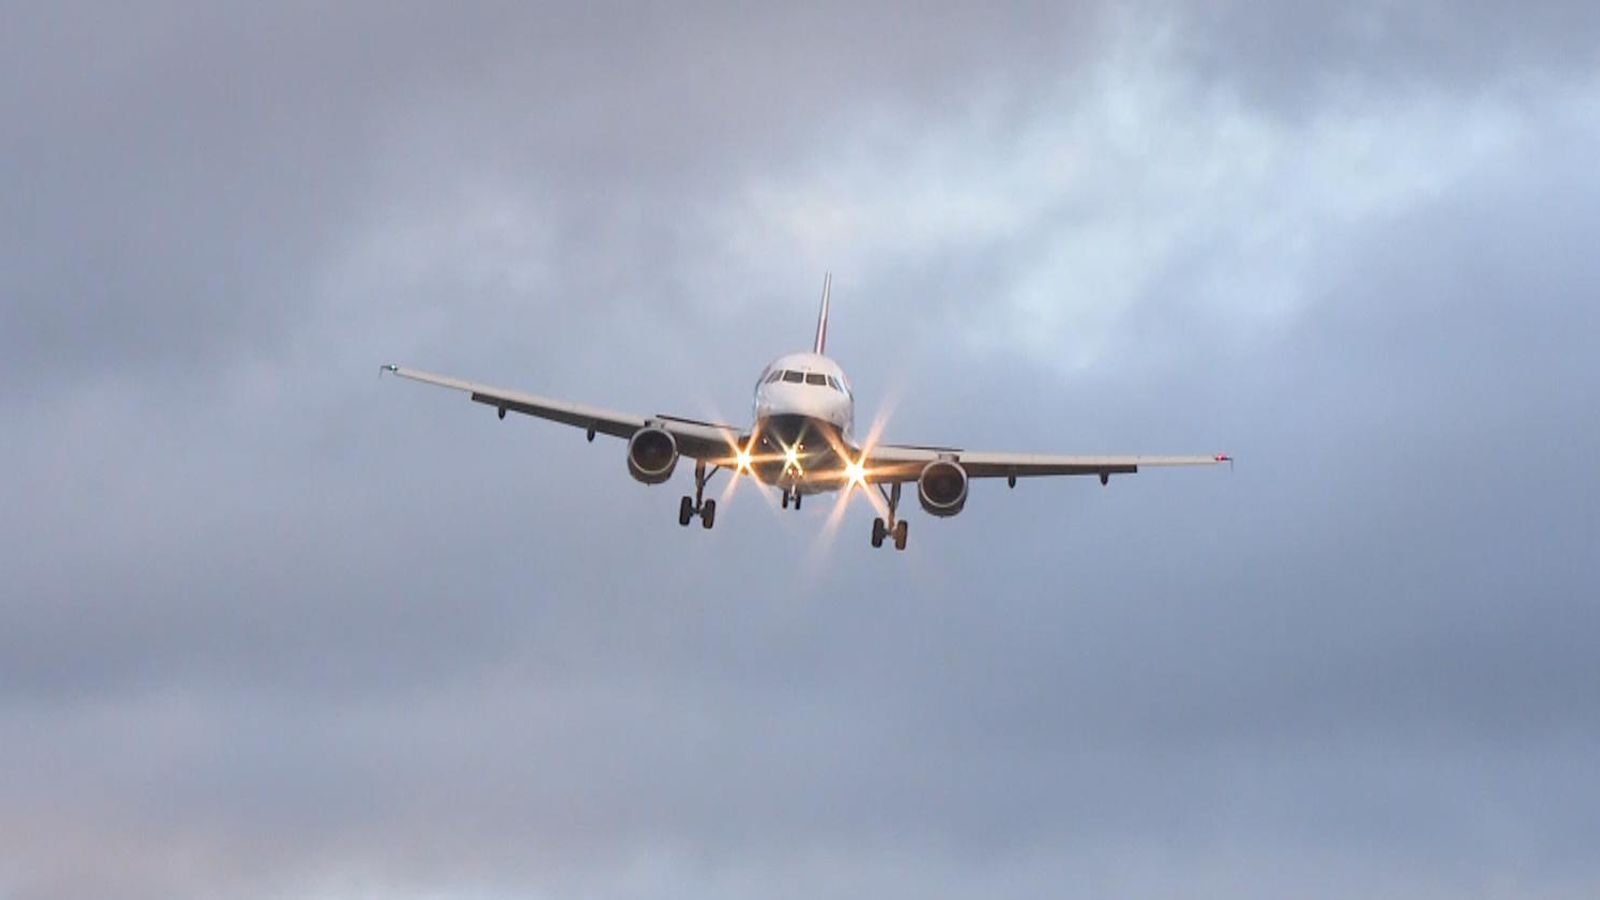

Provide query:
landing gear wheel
left=681, top=460, right=725, bottom=531
left=793, top=492, right=802, bottom=510
left=781, top=491, right=790, bottom=509
left=870, top=482, right=907, bottom=550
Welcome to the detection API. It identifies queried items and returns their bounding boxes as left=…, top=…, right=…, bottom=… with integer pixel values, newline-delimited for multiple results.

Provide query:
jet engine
left=917, top=459, right=968, bottom=517
left=626, top=427, right=679, bottom=484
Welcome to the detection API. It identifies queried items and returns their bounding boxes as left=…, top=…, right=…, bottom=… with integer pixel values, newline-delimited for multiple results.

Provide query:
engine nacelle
left=626, top=427, right=679, bottom=484
left=917, top=459, right=968, bottom=517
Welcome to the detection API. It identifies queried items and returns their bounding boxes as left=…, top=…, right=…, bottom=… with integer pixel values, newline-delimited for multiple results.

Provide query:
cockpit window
left=825, top=375, right=842, bottom=391
left=782, top=370, right=804, bottom=383
left=764, top=371, right=782, bottom=384
left=805, top=373, right=828, bottom=386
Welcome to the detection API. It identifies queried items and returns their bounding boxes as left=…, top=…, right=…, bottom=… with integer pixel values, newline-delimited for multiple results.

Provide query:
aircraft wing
left=383, top=365, right=742, bottom=460
left=863, top=443, right=1229, bottom=484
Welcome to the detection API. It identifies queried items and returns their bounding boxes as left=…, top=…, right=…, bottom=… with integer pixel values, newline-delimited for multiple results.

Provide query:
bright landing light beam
left=844, top=458, right=866, bottom=488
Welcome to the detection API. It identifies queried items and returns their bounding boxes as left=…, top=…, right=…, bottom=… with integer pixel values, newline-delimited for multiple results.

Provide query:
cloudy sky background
left=3, top=2, right=1598, bottom=898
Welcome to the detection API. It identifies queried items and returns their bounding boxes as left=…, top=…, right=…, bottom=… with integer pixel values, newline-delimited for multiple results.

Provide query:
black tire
left=781, top=491, right=789, bottom=509
left=893, top=520, right=908, bottom=551
left=701, top=499, right=716, bottom=530
left=678, top=496, right=694, bottom=527
left=871, top=517, right=886, bottom=548
left=794, top=492, right=802, bottom=509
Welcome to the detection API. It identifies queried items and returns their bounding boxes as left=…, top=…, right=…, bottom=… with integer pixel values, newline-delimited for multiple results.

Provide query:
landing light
left=736, top=449, right=752, bottom=472
left=845, top=459, right=866, bottom=488
left=784, top=445, right=799, bottom=466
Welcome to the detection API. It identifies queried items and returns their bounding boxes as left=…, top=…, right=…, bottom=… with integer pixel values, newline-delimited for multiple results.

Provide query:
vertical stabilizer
left=812, top=272, right=832, bottom=355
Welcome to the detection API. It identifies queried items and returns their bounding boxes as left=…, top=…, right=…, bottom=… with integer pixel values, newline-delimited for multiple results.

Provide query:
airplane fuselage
left=748, top=352, right=856, bottom=495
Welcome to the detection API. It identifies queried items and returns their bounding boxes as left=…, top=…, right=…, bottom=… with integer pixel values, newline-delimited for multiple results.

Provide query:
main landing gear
left=679, top=460, right=719, bottom=529
left=780, top=489, right=803, bottom=510
left=870, top=482, right=909, bottom=551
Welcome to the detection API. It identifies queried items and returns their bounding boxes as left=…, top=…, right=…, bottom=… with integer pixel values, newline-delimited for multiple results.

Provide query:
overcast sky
left=3, top=3, right=1599, bottom=898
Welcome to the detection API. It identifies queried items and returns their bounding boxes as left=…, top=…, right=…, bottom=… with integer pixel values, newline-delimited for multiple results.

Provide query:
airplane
left=383, top=275, right=1229, bottom=550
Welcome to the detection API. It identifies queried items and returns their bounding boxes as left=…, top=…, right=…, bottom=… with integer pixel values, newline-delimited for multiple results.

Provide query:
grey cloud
left=4, top=3, right=1600, bottom=900
left=1, top=2, right=1099, bottom=383
left=1173, top=0, right=1600, bottom=111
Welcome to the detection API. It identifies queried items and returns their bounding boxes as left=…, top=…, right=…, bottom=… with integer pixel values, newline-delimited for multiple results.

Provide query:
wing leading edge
left=863, top=443, right=1229, bottom=484
left=382, top=365, right=742, bottom=460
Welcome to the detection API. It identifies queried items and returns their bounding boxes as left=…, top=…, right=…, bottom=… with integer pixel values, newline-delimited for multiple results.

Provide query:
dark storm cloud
left=3, top=3, right=1599, bottom=899
left=0, top=1, right=1097, bottom=382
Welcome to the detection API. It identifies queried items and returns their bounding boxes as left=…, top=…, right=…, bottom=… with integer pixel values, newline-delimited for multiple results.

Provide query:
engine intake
left=917, top=459, right=968, bottom=517
left=627, top=427, right=679, bottom=484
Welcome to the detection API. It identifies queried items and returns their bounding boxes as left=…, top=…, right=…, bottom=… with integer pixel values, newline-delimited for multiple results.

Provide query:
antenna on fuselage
left=813, top=271, right=832, bottom=355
